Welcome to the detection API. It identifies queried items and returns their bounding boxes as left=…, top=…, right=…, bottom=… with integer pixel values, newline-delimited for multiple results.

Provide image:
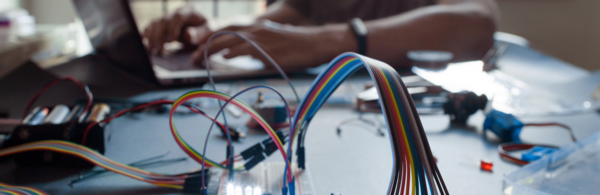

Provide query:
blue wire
left=204, top=31, right=301, bottom=191
left=380, top=67, right=427, bottom=194
left=200, top=86, right=293, bottom=190
left=283, top=57, right=362, bottom=186
left=203, top=32, right=235, bottom=183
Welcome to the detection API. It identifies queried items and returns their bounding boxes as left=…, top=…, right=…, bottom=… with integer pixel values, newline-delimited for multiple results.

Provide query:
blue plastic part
left=288, top=178, right=296, bottom=195
left=521, top=146, right=558, bottom=162
left=273, top=105, right=288, bottom=124
left=483, top=110, right=525, bottom=142
left=282, top=186, right=288, bottom=195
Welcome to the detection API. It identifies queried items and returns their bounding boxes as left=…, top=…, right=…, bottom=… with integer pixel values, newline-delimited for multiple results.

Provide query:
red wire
left=498, top=143, right=559, bottom=166
left=498, top=123, right=576, bottom=166
left=23, top=77, right=93, bottom=120
left=525, top=123, right=576, bottom=142
left=81, top=100, right=228, bottom=146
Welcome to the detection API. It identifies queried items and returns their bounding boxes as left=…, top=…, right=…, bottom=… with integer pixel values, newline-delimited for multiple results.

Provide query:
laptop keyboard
left=151, top=54, right=203, bottom=71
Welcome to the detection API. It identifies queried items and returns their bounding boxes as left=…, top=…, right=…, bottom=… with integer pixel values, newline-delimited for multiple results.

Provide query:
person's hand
left=143, top=6, right=209, bottom=55
left=191, top=21, right=357, bottom=71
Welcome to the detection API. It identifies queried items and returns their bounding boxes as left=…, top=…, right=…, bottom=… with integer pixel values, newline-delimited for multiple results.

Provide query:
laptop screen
left=72, top=0, right=158, bottom=85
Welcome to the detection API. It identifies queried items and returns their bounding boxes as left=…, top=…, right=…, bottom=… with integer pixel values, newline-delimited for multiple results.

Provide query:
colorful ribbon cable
left=288, top=53, right=447, bottom=195
left=0, top=141, right=186, bottom=189
left=169, top=90, right=288, bottom=170
left=0, top=182, right=47, bottom=195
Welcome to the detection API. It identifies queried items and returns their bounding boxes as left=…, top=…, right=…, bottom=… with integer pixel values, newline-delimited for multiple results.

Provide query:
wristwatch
left=349, top=18, right=368, bottom=55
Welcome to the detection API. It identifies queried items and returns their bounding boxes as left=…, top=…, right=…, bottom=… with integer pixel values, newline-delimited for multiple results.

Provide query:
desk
left=1, top=45, right=599, bottom=194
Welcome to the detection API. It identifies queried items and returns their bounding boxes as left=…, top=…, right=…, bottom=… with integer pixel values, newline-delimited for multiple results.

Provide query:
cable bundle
left=0, top=141, right=188, bottom=189
left=0, top=182, right=47, bottom=195
left=169, top=89, right=291, bottom=172
left=289, top=53, right=447, bottom=195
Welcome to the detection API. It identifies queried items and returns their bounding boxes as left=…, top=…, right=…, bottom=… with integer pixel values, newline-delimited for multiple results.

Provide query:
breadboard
left=206, top=162, right=314, bottom=195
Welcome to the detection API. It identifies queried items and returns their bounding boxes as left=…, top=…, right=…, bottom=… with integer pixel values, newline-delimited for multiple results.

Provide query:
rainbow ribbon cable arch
left=289, top=53, right=448, bottom=195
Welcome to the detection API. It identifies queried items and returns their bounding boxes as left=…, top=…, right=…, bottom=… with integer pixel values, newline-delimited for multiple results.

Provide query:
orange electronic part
left=480, top=159, right=493, bottom=172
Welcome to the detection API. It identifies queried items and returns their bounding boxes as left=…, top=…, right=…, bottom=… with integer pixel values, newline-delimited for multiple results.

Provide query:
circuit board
left=205, top=162, right=314, bottom=195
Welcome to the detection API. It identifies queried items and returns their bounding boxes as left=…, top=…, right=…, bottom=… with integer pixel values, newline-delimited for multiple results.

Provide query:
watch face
left=407, top=51, right=453, bottom=62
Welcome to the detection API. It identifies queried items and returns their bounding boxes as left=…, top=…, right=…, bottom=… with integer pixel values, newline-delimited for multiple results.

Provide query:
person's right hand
left=143, top=5, right=209, bottom=55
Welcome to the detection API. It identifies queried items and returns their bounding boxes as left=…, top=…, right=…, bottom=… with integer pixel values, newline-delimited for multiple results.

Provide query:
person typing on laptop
left=143, top=0, right=498, bottom=71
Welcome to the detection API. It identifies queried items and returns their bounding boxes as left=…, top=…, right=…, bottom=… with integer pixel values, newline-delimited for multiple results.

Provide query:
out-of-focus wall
left=0, top=0, right=21, bottom=11
left=21, top=0, right=77, bottom=24
left=19, top=0, right=265, bottom=28
left=497, top=0, right=600, bottom=71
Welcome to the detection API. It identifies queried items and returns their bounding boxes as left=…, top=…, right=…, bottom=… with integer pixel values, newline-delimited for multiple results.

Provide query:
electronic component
left=247, top=92, right=290, bottom=130
left=498, top=143, right=559, bottom=166
left=483, top=110, right=524, bottom=142
left=443, top=91, right=488, bottom=124
left=2, top=121, right=105, bottom=168
left=215, top=162, right=313, bottom=195
left=64, top=104, right=84, bottom=122
left=480, top=159, right=493, bottom=172
left=460, top=154, right=493, bottom=172
left=86, top=103, right=110, bottom=122
left=22, top=106, right=42, bottom=124
left=23, top=107, right=48, bottom=125
left=183, top=169, right=213, bottom=194
left=180, top=162, right=314, bottom=195
left=44, top=105, right=70, bottom=124
left=484, top=110, right=576, bottom=143
left=520, top=146, right=557, bottom=162
left=240, top=131, right=287, bottom=170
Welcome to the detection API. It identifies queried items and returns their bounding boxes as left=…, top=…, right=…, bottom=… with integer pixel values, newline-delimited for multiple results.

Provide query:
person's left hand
left=191, top=21, right=355, bottom=71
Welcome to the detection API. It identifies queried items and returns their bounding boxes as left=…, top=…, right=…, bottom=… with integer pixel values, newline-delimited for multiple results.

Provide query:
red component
left=480, top=159, right=493, bottom=172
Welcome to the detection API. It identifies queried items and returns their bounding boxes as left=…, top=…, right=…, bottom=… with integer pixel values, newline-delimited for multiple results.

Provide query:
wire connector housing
left=183, top=169, right=211, bottom=194
left=483, top=110, right=524, bottom=142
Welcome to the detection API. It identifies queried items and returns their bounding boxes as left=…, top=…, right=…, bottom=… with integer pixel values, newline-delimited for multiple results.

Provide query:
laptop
left=72, top=0, right=280, bottom=86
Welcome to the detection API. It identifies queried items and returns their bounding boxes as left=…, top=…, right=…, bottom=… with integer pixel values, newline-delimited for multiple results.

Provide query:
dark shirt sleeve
left=282, top=0, right=311, bottom=18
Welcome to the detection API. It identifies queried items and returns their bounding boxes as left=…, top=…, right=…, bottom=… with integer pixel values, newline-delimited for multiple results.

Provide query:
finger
left=223, top=43, right=252, bottom=59
left=150, top=19, right=167, bottom=54
left=192, top=34, right=244, bottom=63
left=166, top=14, right=184, bottom=42
left=144, top=20, right=160, bottom=52
left=197, top=25, right=249, bottom=45
left=225, top=43, right=279, bottom=70
left=142, top=25, right=153, bottom=50
left=184, top=25, right=211, bottom=45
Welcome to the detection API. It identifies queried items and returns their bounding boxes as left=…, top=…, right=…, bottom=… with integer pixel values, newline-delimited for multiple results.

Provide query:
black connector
left=226, top=146, right=234, bottom=160
left=297, top=146, right=305, bottom=169
left=240, top=143, right=263, bottom=160
left=262, top=140, right=278, bottom=156
left=238, top=130, right=288, bottom=171
left=243, top=153, right=266, bottom=170
left=276, top=131, right=286, bottom=141
left=183, top=169, right=211, bottom=194
left=262, top=131, right=287, bottom=156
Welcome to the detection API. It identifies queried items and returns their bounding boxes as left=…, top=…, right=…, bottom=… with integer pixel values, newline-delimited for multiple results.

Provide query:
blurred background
left=1, top=0, right=599, bottom=71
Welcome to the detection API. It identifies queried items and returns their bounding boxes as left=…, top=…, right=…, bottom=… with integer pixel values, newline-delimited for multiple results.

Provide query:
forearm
left=368, top=2, right=497, bottom=66
left=317, top=1, right=497, bottom=68
left=257, top=1, right=310, bottom=25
